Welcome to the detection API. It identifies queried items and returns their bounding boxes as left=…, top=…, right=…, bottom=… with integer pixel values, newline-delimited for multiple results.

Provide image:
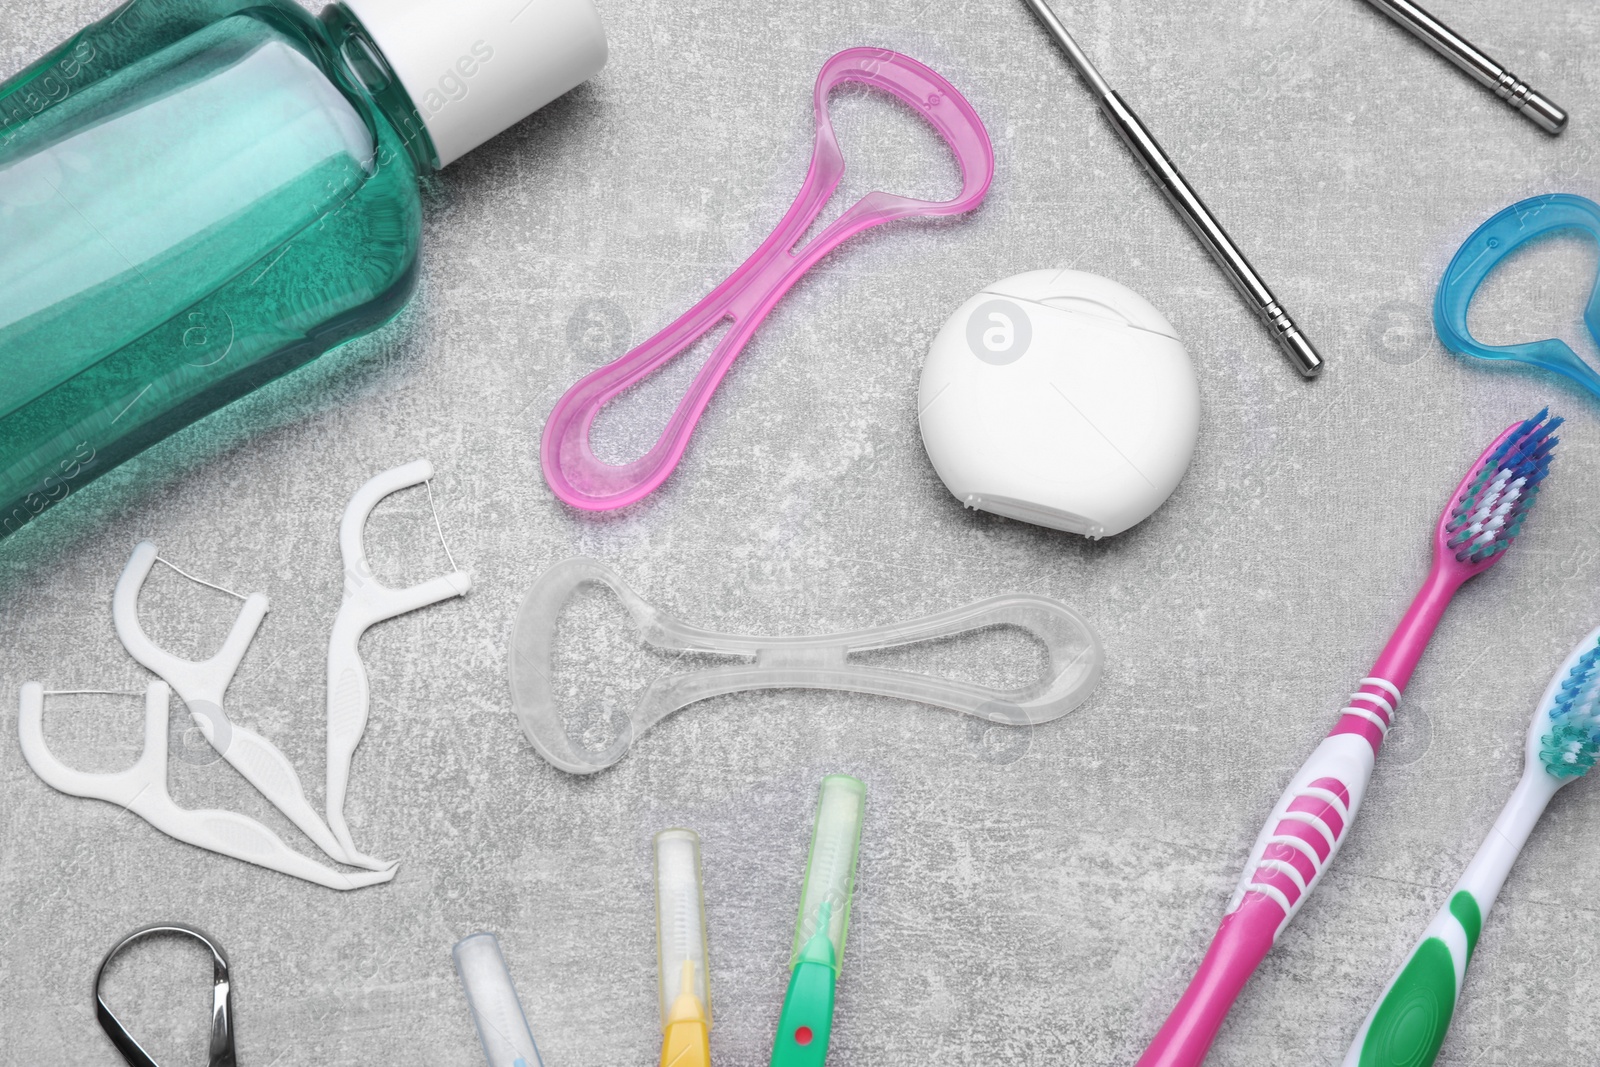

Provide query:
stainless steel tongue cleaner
left=508, top=557, right=1104, bottom=774
left=96, top=923, right=237, bottom=1067
left=1019, top=0, right=1325, bottom=378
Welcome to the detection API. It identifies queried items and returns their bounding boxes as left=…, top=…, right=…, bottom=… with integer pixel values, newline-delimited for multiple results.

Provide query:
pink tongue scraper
left=540, top=47, right=994, bottom=511
left=1137, top=410, right=1561, bottom=1067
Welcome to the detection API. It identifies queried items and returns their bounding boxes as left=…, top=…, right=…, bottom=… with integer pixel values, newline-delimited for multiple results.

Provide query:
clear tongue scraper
left=508, top=557, right=1103, bottom=774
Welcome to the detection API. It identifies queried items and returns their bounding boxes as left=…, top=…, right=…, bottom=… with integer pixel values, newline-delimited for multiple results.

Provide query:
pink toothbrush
left=540, top=47, right=994, bottom=511
left=1136, top=410, right=1561, bottom=1067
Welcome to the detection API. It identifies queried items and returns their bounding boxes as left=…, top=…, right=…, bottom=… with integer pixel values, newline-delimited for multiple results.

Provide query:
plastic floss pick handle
left=1436, top=193, right=1600, bottom=402
left=507, top=557, right=1104, bottom=775
left=18, top=682, right=392, bottom=890
left=539, top=47, right=994, bottom=510
left=326, top=460, right=471, bottom=865
left=112, top=541, right=386, bottom=872
left=453, top=933, right=545, bottom=1067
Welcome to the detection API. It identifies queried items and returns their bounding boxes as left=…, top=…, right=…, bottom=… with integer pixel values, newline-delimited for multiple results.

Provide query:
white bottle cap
left=344, top=0, right=608, bottom=167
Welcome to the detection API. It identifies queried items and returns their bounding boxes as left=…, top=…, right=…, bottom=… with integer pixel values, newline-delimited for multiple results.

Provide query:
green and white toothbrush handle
left=1343, top=769, right=1560, bottom=1066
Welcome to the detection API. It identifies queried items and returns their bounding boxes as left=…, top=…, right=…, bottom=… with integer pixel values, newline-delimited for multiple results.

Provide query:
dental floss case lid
left=918, top=269, right=1200, bottom=539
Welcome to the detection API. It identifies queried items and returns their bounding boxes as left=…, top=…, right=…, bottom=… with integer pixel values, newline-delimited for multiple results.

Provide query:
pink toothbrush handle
left=539, top=48, right=994, bottom=511
left=1138, top=415, right=1542, bottom=1065
left=1137, top=895, right=1281, bottom=1067
left=1138, top=566, right=1466, bottom=1067
left=1136, top=725, right=1381, bottom=1067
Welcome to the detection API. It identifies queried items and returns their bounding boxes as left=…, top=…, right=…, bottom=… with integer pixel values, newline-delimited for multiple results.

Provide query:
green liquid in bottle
left=0, top=0, right=432, bottom=540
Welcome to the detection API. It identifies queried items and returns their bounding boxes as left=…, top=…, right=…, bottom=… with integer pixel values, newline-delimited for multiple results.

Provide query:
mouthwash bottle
left=0, top=0, right=606, bottom=540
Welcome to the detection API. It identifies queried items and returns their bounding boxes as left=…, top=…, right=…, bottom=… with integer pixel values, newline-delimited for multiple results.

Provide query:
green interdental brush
left=770, top=775, right=866, bottom=1067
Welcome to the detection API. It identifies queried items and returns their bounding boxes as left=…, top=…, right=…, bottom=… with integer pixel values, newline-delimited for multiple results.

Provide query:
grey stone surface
left=4, top=0, right=1600, bottom=1064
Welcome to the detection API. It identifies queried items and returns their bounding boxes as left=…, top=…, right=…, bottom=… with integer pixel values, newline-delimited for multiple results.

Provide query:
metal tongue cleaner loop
left=1436, top=192, right=1600, bottom=402
left=507, top=557, right=1104, bottom=774
left=96, top=923, right=237, bottom=1067
left=539, top=47, right=995, bottom=511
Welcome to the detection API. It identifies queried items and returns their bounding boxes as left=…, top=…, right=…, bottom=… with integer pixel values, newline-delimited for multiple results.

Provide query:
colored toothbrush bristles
left=1445, top=409, right=1560, bottom=564
left=1542, top=641, right=1600, bottom=778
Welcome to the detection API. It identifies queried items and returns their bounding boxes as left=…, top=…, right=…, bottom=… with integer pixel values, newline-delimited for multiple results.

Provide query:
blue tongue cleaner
left=1435, top=193, right=1600, bottom=402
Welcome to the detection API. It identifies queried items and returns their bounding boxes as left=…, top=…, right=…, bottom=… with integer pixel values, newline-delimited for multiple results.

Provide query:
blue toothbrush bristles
left=1541, top=641, right=1600, bottom=779
left=1446, top=409, right=1561, bottom=564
